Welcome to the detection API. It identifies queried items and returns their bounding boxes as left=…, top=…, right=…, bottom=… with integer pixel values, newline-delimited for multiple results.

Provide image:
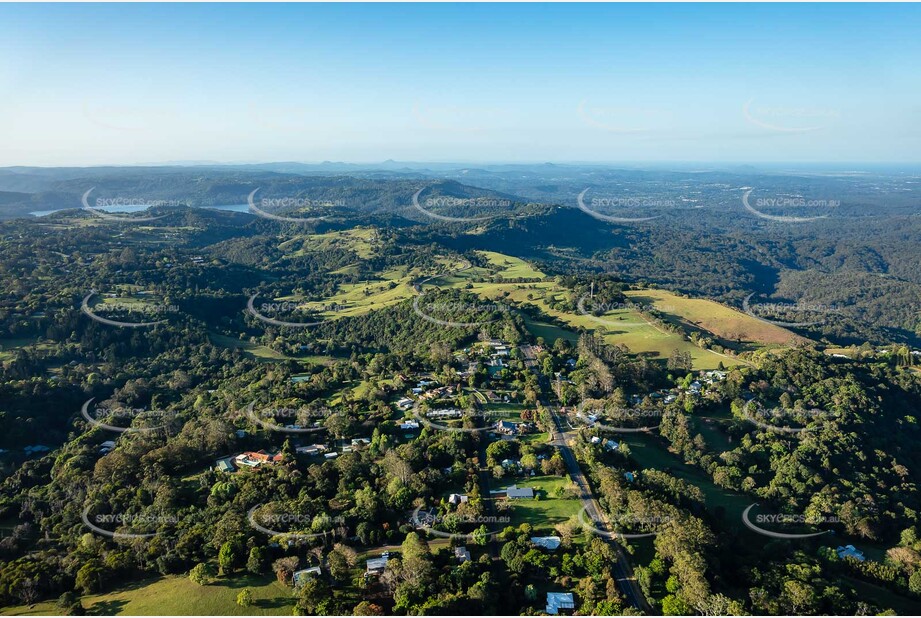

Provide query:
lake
left=29, top=203, right=251, bottom=217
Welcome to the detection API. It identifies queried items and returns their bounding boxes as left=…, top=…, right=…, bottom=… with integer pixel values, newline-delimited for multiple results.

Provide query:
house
left=429, top=409, right=462, bottom=419
left=590, top=436, right=601, bottom=444
left=235, top=429, right=247, bottom=439
left=293, top=567, right=322, bottom=588
left=530, top=536, right=562, bottom=551
left=500, top=458, right=520, bottom=469
left=448, top=493, right=469, bottom=506
left=235, top=450, right=283, bottom=468
left=351, top=438, right=371, bottom=446
left=366, top=556, right=389, bottom=574
left=323, top=452, right=339, bottom=459
left=546, top=592, right=575, bottom=615
left=99, top=440, right=117, bottom=453
left=296, top=443, right=328, bottom=456
left=605, top=439, right=620, bottom=451
left=505, top=485, right=534, bottom=499
left=400, top=419, right=420, bottom=430
left=214, top=456, right=236, bottom=473
left=396, top=398, right=414, bottom=410
left=455, top=546, right=471, bottom=563
left=624, top=472, right=635, bottom=483
left=837, top=545, right=865, bottom=561
left=495, top=420, right=518, bottom=435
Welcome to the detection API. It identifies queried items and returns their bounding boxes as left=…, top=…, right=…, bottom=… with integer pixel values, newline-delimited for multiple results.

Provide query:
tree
left=247, top=546, right=266, bottom=574
left=236, top=588, right=253, bottom=607
left=189, top=562, right=214, bottom=586
left=662, top=594, right=692, bottom=615
left=218, top=541, right=237, bottom=575
left=353, top=601, right=385, bottom=615
left=296, top=577, right=331, bottom=614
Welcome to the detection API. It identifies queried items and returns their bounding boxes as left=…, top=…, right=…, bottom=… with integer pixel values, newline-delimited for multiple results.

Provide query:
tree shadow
left=87, top=600, right=129, bottom=615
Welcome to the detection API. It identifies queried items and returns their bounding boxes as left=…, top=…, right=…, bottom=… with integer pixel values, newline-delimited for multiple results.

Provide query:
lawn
left=0, top=574, right=295, bottom=616
left=504, top=475, right=582, bottom=532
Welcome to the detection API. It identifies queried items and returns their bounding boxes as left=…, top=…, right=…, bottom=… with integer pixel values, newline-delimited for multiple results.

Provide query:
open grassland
left=624, top=289, right=808, bottom=349
left=452, top=274, right=738, bottom=370
left=278, top=265, right=419, bottom=319
left=477, top=250, right=547, bottom=279
left=278, top=227, right=380, bottom=260
left=0, top=574, right=295, bottom=616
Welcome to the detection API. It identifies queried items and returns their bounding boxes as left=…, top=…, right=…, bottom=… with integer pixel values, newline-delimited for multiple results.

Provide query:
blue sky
left=1, top=3, right=919, bottom=166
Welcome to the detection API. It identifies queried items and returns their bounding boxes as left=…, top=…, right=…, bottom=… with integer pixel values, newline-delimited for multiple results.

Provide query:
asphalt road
left=520, top=344, right=649, bottom=612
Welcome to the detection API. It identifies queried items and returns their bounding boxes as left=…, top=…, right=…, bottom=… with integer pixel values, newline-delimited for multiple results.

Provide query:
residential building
left=546, top=592, right=575, bottom=615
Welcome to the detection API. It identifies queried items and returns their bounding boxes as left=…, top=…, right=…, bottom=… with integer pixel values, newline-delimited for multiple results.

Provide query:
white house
left=455, top=546, right=471, bottom=563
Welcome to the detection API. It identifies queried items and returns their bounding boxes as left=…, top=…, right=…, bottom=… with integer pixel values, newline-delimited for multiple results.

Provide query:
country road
left=520, top=344, right=650, bottom=612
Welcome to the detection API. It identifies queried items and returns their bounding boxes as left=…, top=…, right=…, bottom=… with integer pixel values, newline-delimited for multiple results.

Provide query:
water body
left=29, top=203, right=251, bottom=217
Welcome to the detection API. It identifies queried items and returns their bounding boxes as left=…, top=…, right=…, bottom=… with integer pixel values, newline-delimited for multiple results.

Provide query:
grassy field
left=624, top=289, right=808, bottom=350
left=504, top=475, right=582, bottom=532
left=282, top=265, right=419, bottom=319
left=521, top=313, right=580, bottom=346
left=477, top=250, right=547, bottom=279
left=0, top=574, right=295, bottom=616
left=208, top=332, right=333, bottom=364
